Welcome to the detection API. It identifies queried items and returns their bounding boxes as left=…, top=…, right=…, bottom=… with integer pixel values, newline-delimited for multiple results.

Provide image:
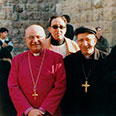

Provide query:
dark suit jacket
left=0, top=40, right=16, bottom=116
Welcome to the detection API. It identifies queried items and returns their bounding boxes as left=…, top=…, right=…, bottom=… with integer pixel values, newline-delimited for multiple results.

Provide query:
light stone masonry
left=0, top=0, right=116, bottom=55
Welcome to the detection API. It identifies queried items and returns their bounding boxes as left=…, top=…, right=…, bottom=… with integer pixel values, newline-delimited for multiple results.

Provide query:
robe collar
left=79, top=48, right=102, bottom=61
left=51, top=36, right=65, bottom=46
left=29, top=49, right=46, bottom=57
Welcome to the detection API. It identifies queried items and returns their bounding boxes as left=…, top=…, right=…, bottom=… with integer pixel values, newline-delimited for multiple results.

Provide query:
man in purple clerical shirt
left=8, top=24, right=66, bottom=116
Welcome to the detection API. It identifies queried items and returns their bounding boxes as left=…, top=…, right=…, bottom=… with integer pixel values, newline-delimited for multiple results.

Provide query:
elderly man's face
left=25, top=25, right=46, bottom=53
left=48, top=17, right=66, bottom=41
left=76, top=32, right=97, bottom=56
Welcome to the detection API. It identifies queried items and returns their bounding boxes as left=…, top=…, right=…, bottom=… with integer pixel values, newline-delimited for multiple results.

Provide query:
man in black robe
left=62, top=26, right=116, bottom=116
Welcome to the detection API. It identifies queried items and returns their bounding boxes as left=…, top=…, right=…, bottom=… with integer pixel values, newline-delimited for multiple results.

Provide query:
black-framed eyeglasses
left=51, top=25, right=66, bottom=29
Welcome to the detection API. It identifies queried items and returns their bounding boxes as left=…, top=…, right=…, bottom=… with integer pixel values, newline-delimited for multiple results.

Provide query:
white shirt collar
left=33, top=53, right=40, bottom=56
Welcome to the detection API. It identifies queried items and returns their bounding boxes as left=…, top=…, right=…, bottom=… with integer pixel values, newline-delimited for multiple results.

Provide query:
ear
left=24, top=37, right=26, bottom=40
left=94, top=37, right=97, bottom=45
left=48, top=27, right=51, bottom=33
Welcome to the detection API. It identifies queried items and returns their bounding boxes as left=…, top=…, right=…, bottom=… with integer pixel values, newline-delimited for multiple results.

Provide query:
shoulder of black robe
left=64, top=50, right=81, bottom=68
left=104, top=45, right=116, bottom=71
left=102, top=45, right=116, bottom=115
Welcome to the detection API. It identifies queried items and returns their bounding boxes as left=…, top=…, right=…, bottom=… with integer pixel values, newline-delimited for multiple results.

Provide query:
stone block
left=11, top=13, right=18, bottom=21
left=108, top=0, right=116, bottom=7
left=9, top=0, right=19, bottom=4
left=28, top=0, right=35, bottom=4
left=12, top=21, right=23, bottom=28
left=81, top=0, right=92, bottom=10
left=42, top=12, right=54, bottom=21
left=38, top=4, right=55, bottom=12
left=28, top=12, right=42, bottom=20
left=103, top=8, right=113, bottom=21
left=112, top=7, right=116, bottom=20
left=93, top=0, right=103, bottom=9
left=20, top=12, right=28, bottom=20
left=111, top=34, right=116, bottom=46
left=20, top=0, right=28, bottom=3
left=0, top=0, right=6, bottom=4
left=26, top=3, right=38, bottom=11
left=0, top=11, right=6, bottom=19
left=102, top=21, right=112, bottom=33
left=36, top=0, right=43, bottom=3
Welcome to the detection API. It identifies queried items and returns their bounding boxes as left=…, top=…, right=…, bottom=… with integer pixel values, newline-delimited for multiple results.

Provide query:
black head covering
left=75, top=26, right=96, bottom=36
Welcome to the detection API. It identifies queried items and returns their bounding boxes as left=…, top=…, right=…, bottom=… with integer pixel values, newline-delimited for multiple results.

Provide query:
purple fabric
left=39, top=107, right=46, bottom=114
left=24, top=107, right=33, bottom=116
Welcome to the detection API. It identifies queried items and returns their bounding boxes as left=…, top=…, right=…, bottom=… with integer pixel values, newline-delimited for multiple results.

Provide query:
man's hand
left=28, top=109, right=45, bottom=116
left=2, top=43, right=7, bottom=47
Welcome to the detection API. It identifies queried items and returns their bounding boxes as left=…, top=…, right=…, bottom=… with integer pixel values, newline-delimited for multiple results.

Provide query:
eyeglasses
left=51, top=25, right=66, bottom=29
left=26, top=35, right=45, bottom=40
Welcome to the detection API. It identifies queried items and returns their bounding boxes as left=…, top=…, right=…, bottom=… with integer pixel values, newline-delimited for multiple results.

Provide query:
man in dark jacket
left=62, top=26, right=116, bottom=116
left=0, top=27, right=16, bottom=116
left=95, top=26, right=110, bottom=53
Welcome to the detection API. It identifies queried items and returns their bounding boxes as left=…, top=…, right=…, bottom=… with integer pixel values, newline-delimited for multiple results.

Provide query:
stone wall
left=0, top=0, right=58, bottom=55
left=56, top=0, right=116, bottom=47
left=0, top=0, right=116, bottom=55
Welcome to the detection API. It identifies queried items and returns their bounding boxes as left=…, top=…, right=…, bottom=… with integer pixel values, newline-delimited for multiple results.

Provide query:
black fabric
left=0, top=41, right=16, bottom=116
left=0, top=40, right=2, bottom=46
left=0, top=48, right=12, bottom=59
left=0, top=60, right=17, bottom=116
left=61, top=48, right=116, bottom=116
left=75, top=26, right=96, bottom=36
left=0, top=39, right=13, bottom=53
left=65, top=24, right=74, bottom=40
left=51, top=36, right=65, bottom=46
left=5, top=39, right=10, bottom=44
left=104, top=45, right=116, bottom=71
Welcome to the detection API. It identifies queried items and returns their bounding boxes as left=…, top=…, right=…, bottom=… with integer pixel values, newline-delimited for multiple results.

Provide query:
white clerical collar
left=33, top=53, right=40, bottom=56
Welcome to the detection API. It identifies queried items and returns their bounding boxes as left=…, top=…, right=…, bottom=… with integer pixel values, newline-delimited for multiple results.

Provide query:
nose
left=33, top=37, right=38, bottom=42
left=56, top=28, right=62, bottom=34
left=83, top=40, right=88, bottom=46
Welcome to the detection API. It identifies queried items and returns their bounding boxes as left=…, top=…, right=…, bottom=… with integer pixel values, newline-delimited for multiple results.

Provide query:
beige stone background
left=0, top=0, right=116, bottom=55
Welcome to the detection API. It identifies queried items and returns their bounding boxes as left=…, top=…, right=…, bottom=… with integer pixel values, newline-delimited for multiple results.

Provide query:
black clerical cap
left=74, top=26, right=96, bottom=36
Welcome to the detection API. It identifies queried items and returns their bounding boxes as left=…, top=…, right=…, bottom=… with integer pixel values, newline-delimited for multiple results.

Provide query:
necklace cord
left=81, top=61, right=94, bottom=81
left=28, top=49, right=46, bottom=91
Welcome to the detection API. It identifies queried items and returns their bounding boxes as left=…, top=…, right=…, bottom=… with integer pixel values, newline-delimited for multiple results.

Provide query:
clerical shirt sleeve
left=8, top=56, right=33, bottom=115
left=40, top=55, right=66, bottom=115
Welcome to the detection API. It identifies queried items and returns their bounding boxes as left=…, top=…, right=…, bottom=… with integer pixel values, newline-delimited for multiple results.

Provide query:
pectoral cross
left=32, top=89, right=38, bottom=100
left=82, top=80, right=90, bottom=93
